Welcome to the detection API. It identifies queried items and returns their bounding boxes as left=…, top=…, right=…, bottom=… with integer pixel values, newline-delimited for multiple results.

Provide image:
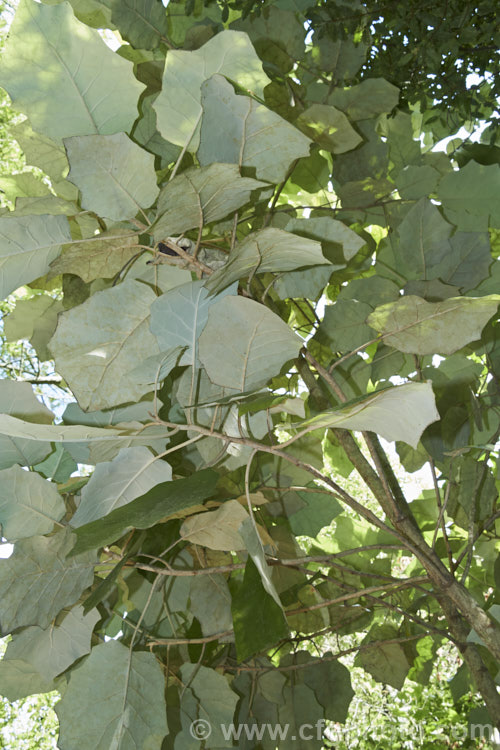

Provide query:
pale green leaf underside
left=153, top=162, right=265, bottom=241
left=154, top=30, right=270, bottom=150
left=295, top=103, right=363, bottom=153
left=0, top=214, right=71, bottom=299
left=56, top=640, right=167, bottom=750
left=0, top=381, right=54, bottom=470
left=65, top=133, right=158, bottom=221
left=289, top=382, right=440, bottom=449
left=48, top=228, right=139, bottom=283
left=205, top=227, right=328, bottom=295
left=150, top=279, right=237, bottom=368
left=50, top=279, right=160, bottom=411
left=109, top=0, right=169, bottom=49
left=71, top=446, right=172, bottom=527
left=198, top=74, right=311, bottom=183
left=180, top=499, right=248, bottom=550
left=0, top=529, right=95, bottom=632
left=367, top=295, right=500, bottom=355
left=0, top=0, right=144, bottom=141
left=3, top=606, right=100, bottom=687
left=0, top=464, right=65, bottom=541
left=199, top=295, right=302, bottom=392
left=239, top=516, right=285, bottom=610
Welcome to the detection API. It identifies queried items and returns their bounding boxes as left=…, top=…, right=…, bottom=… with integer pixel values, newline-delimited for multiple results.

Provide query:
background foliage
left=0, top=0, right=499, bottom=747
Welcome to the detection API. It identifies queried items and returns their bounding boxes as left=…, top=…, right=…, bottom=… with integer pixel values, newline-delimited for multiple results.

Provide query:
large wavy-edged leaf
left=65, top=133, right=158, bottom=221
left=109, top=0, right=169, bottom=49
left=176, top=664, right=238, bottom=749
left=4, top=294, right=63, bottom=361
left=72, top=469, right=219, bottom=554
left=56, top=640, right=167, bottom=750
left=154, top=30, right=270, bottom=150
left=50, top=280, right=160, bottom=411
left=0, top=381, right=54, bottom=470
left=0, top=529, right=95, bottom=633
left=152, top=163, right=265, bottom=241
left=198, top=74, right=311, bottom=183
left=205, top=228, right=328, bottom=295
left=437, top=161, right=500, bottom=231
left=367, top=295, right=500, bottom=355
left=0, top=0, right=144, bottom=141
left=48, top=228, right=139, bottom=282
left=0, top=464, right=65, bottom=541
left=71, top=446, right=172, bottom=527
left=199, top=296, right=302, bottom=392
left=10, top=119, right=78, bottom=201
left=150, top=279, right=237, bottom=368
left=295, top=103, right=362, bottom=153
left=285, top=216, right=366, bottom=263
left=0, top=605, right=100, bottom=700
left=231, top=555, right=289, bottom=663
left=180, top=499, right=248, bottom=550
left=0, top=414, right=170, bottom=471
left=286, top=382, right=440, bottom=449
left=0, top=214, right=71, bottom=298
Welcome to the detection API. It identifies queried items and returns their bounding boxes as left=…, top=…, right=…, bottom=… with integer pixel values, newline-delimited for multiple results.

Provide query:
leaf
left=127, top=346, right=185, bottom=385
left=0, top=413, right=170, bottom=473
left=288, top=382, right=440, bottom=449
left=205, top=228, right=328, bottom=295
left=0, top=0, right=145, bottom=141
left=285, top=216, right=366, bottom=263
left=0, top=214, right=71, bottom=298
left=177, top=664, right=239, bottom=748
left=231, top=556, right=289, bottom=662
left=109, top=0, right=169, bottom=49
left=367, top=294, right=500, bottom=355
left=64, top=133, right=158, bottom=221
left=34, top=444, right=78, bottom=483
left=71, top=446, right=172, bottom=527
left=316, top=299, right=375, bottom=353
left=0, top=528, right=95, bottom=633
left=154, top=30, right=270, bottom=150
left=50, top=279, right=160, bottom=411
left=198, top=295, right=302, bottom=392
left=0, top=605, right=100, bottom=700
left=180, top=499, right=248, bottom=550
left=48, top=227, right=140, bottom=282
left=56, top=640, right=167, bottom=750
left=0, top=172, right=50, bottom=202
left=238, top=516, right=283, bottom=609
left=0, top=464, right=65, bottom=541
left=288, top=489, right=342, bottom=538
left=0, top=381, right=54, bottom=470
left=295, top=103, right=362, bottom=154
left=394, top=198, right=453, bottom=281
left=198, top=74, right=311, bottom=183
left=328, top=77, right=400, bottom=121
left=432, top=232, right=493, bottom=292
left=190, top=574, right=233, bottom=637
left=10, top=119, right=77, bottom=199
left=277, top=684, right=324, bottom=750
left=72, top=469, right=219, bottom=554
left=437, top=161, right=500, bottom=231
left=395, top=164, right=440, bottom=200
left=4, top=294, right=64, bottom=361
left=302, top=654, right=354, bottom=721
left=356, top=624, right=411, bottom=689
left=150, top=279, right=238, bottom=368
left=152, top=163, right=265, bottom=241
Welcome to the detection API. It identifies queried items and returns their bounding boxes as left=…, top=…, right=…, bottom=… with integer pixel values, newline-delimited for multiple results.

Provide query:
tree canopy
left=0, top=0, right=499, bottom=747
